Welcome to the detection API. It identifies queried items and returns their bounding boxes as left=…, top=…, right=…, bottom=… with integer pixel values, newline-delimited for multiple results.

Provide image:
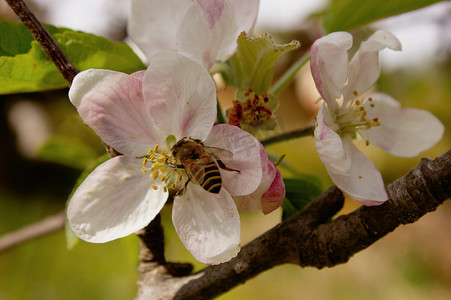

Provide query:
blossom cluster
left=67, top=0, right=444, bottom=265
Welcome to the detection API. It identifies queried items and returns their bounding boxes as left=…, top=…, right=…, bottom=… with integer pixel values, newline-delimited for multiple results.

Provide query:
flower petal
left=142, top=52, right=217, bottom=143
left=260, top=161, right=286, bottom=214
left=310, top=31, right=352, bottom=107
left=172, top=184, right=241, bottom=265
left=177, top=0, right=238, bottom=69
left=234, top=159, right=285, bottom=214
left=327, top=138, right=388, bottom=206
left=343, top=30, right=401, bottom=101
left=314, top=104, right=351, bottom=174
left=228, top=0, right=259, bottom=34
left=67, top=155, right=168, bottom=243
left=204, top=124, right=262, bottom=196
left=69, top=69, right=159, bottom=156
left=361, top=93, right=444, bottom=157
left=127, top=0, right=192, bottom=60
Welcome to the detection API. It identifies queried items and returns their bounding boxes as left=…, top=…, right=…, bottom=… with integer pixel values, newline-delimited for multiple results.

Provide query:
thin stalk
left=269, top=51, right=310, bottom=96
left=260, top=125, right=315, bottom=146
left=216, top=100, right=226, bottom=124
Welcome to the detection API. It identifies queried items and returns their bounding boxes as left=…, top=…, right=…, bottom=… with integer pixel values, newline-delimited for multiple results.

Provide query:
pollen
left=229, top=87, right=273, bottom=126
left=334, top=97, right=381, bottom=138
left=151, top=171, right=160, bottom=180
left=142, top=142, right=188, bottom=194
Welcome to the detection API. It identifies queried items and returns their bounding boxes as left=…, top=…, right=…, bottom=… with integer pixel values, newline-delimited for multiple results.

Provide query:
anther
left=153, top=144, right=159, bottom=152
left=151, top=163, right=159, bottom=171
left=152, top=171, right=159, bottom=180
left=151, top=185, right=158, bottom=190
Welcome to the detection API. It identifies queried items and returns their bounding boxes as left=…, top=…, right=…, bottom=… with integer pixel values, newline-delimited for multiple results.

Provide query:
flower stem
left=5, top=0, right=78, bottom=86
left=260, top=125, right=315, bottom=146
left=216, top=100, right=226, bottom=124
left=269, top=51, right=310, bottom=96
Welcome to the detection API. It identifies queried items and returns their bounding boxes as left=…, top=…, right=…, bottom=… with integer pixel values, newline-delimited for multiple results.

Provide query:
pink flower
left=67, top=52, right=284, bottom=264
left=310, top=31, right=444, bottom=206
left=127, top=0, right=259, bottom=70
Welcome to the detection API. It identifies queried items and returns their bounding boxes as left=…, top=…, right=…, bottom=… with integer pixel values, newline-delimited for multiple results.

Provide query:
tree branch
left=135, top=148, right=451, bottom=299
left=0, top=210, right=65, bottom=253
left=5, top=0, right=78, bottom=85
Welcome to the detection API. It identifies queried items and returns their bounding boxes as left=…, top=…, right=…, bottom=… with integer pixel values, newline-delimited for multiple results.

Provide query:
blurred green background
left=1, top=1, right=451, bottom=299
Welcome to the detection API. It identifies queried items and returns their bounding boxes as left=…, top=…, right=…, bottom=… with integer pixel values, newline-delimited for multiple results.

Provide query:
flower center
left=333, top=96, right=380, bottom=144
left=141, top=144, right=186, bottom=192
left=228, top=87, right=272, bottom=127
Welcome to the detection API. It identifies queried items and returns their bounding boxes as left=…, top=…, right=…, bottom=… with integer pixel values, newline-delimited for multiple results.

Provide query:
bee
left=170, top=138, right=239, bottom=194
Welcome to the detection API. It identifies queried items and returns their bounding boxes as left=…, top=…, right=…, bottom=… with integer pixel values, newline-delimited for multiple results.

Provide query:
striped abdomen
left=192, top=162, right=222, bottom=193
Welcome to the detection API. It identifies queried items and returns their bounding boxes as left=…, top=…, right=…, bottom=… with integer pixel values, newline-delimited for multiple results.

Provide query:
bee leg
left=168, top=163, right=185, bottom=169
left=175, top=179, right=190, bottom=196
left=217, top=160, right=240, bottom=173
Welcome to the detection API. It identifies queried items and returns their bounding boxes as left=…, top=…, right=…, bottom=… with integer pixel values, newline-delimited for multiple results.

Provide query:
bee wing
left=204, top=146, right=233, bottom=160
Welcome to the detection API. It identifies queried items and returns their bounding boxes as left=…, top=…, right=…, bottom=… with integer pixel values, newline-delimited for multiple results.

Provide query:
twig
left=260, top=125, right=315, bottom=146
left=0, top=210, right=66, bottom=253
left=5, top=0, right=78, bottom=85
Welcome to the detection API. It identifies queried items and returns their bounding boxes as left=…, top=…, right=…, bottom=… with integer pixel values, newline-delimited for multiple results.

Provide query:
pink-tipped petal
left=142, top=52, right=217, bottom=142
left=233, top=159, right=285, bottom=214
left=361, top=93, right=444, bottom=157
left=205, top=124, right=262, bottom=196
left=327, top=138, right=388, bottom=206
left=177, top=0, right=238, bottom=69
left=128, top=0, right=192, bottom=59
left=343, top=30, right=401, bottom=101
left=67, top=156, right=168, bottom=243
left=310, top=32, right=352, bottom=107
left=314, top=104, right=351, bottom=174
left=261, top=161, right=285, bottom=214
left=172, top=184, right=241, bottom=265
left=69, top=69, right=159, bottom=156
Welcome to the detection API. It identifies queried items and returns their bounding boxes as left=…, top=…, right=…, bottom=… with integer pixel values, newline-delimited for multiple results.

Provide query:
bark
left=135, top=149, right=451, bottom=299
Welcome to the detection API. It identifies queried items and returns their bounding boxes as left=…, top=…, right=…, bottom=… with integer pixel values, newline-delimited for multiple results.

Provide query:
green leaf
left=0, top=21, right=146, bottom=94
left=0, top=21, right=63, bottom=56
left=281, top=175, right=323, bottom=221
left=230, top=32, right=300, bottom=93
left=323, top=0, right=445, bottom=33
left=37, top=135, right=99, bottom=170
left=65, top=153, right=110, bottom=249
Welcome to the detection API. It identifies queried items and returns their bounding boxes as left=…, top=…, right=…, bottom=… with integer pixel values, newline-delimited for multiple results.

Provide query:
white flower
left=127, top=0, right=259, bottom=70
left=67, top=52, right=284, bottom=264
left=310, top=31, right=444, bottom=206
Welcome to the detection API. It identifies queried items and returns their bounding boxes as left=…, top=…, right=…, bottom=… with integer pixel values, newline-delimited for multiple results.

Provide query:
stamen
left=151, top=185, right=158, bottom=190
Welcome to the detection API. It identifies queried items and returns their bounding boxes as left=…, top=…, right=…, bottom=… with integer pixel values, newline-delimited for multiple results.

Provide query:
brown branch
left=5, top=0, right=78, bottom=85
left=135, top=149, right=451, bottom=299
left=0, top=210, right=65, bottom=253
